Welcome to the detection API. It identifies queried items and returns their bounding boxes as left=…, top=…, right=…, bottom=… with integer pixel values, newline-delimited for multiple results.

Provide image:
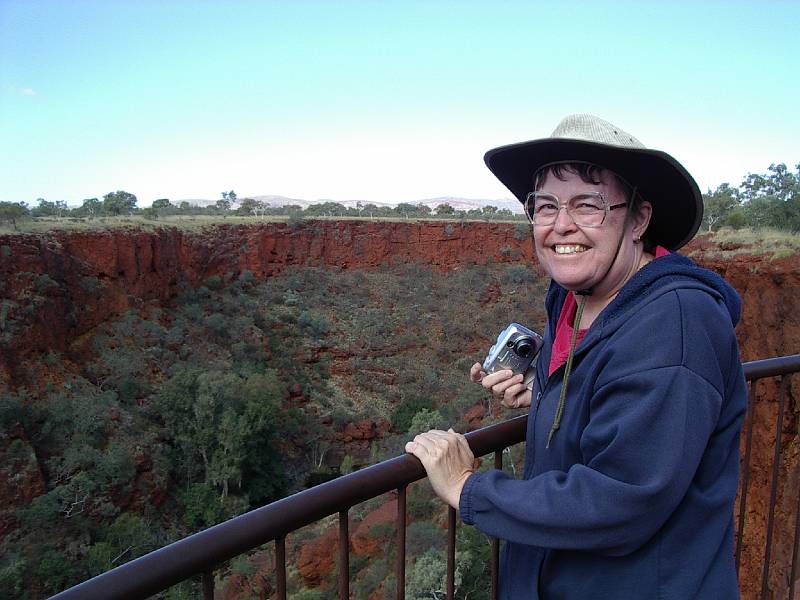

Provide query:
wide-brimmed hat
left=484, top=114, right=702, bottom=250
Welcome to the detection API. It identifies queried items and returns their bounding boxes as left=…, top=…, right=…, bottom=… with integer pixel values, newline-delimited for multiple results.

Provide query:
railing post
left=736, top=379, right=758, bottom=571
left=396, top=487, right=406, bottom=600
left=760, top=376, right=790, bottom=599
left=276, top=537, right=287, bottom=600
left=790, top=481, right=800, bottom=600
left=447, top=507, right=456, bottom=600
left=202, top=570, right=214, bottom=600
left=339, top=510, right=349, bottom=600
left=491, top=449, right=503, bottom=600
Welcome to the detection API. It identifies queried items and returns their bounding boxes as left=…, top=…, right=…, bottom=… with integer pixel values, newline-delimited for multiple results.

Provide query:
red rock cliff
left=0, top=221, right=534, bottom=378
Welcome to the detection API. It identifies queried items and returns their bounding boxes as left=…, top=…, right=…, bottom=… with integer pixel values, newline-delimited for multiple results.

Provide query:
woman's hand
left=470, top=363, right=532, bottom=409
left=405, top=428, right=475, bottom=509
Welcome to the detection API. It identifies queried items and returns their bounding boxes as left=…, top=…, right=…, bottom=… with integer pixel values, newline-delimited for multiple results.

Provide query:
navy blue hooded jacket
left=460, top=253, right=747, bottom=599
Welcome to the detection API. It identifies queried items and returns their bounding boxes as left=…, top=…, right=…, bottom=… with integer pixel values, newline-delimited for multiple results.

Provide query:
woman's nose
left=552, top=205, right=577, bottom=233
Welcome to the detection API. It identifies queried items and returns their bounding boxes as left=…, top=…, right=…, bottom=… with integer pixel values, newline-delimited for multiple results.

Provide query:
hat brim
left=484, top=138, right=703, bottom=251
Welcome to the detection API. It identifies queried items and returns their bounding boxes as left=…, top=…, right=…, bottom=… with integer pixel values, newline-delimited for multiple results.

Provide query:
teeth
left=554, top=244, right=588, bottom=255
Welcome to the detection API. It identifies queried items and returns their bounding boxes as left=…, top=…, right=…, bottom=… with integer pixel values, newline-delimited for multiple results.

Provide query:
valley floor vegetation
left=1, top=260, right=548, bottom=598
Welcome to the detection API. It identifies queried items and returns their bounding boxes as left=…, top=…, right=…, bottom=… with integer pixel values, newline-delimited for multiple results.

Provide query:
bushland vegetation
left=701, top=162, right=800, bottom=233
left=1, top=258, right=547, bottom=598
left=2, top=161, right=798, bottom=236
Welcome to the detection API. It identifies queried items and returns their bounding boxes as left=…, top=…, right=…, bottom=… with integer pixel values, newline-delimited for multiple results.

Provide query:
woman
left=406, top=114, right=747, bottom=598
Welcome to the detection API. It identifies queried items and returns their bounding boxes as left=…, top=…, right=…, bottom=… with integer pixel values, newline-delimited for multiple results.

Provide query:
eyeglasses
left=524, top=191, right=627, bottom=228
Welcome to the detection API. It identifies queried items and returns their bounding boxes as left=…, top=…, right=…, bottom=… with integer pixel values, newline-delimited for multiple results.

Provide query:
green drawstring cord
left=546, top=293, right=587, bottom=448
left=544, top=184, right=636, bottom=447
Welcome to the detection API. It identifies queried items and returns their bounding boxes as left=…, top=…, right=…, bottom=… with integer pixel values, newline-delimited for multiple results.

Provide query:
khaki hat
left=484, top=114, right=703, bottom=250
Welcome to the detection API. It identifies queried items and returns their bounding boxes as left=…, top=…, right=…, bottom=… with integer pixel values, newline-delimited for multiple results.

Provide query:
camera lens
left=514, top=339, right=532, bottom=357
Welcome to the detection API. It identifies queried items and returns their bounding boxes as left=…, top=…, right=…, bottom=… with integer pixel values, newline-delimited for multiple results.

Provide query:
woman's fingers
left=500, top=385, right=532, bottom=409
left=405, top=429, right=475, bottom=509
left=480, top=369, right=514, bottom=388
left=469, top=363, right=485, bottom=383
left=481, top=370, right=524, bottom=400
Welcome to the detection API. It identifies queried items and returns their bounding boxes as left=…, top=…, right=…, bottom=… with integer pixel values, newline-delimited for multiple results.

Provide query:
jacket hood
left=546, top=253, right=741, bottom=329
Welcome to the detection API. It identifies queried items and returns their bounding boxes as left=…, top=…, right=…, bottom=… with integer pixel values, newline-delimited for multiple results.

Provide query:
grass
left=0, top=214, right=289, bottom=234
left=0, top=214, right=526, bottom=235
left=693, top=227, right=800, bottom=260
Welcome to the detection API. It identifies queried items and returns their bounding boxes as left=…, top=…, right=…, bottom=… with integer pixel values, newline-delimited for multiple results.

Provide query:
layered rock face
left=0, top=221, right=797, bottom=597
left=0, top=221, right=534, bottom=376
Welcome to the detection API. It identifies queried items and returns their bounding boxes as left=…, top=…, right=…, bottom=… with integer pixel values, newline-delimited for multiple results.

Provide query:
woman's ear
left=631, top=200, right=653, bottom=239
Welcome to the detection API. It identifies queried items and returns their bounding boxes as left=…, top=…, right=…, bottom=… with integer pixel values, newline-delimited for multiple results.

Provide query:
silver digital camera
left=482, top=323, right=544, bottom=386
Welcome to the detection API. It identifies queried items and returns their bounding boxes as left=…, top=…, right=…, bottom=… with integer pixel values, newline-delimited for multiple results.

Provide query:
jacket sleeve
left=459, top=289, right=738, bottom=556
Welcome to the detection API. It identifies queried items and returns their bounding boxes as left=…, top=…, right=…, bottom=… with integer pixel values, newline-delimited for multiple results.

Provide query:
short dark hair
left=532, top=162, right=654, bottom=251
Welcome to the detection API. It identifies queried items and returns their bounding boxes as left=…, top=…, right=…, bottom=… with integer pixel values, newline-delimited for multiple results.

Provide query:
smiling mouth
left=554, top=244, right=589, bottom=255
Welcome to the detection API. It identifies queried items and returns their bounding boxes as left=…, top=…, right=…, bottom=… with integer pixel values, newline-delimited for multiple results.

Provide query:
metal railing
left=52, top=354, right=800, bottom=600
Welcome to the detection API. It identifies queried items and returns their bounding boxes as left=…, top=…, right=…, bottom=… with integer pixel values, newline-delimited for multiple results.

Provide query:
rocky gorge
left=0, top=220, right=797, bottom=598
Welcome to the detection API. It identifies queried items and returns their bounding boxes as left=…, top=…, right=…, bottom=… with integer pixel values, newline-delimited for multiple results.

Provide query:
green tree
left=215, top=198, right=231, bottom=215
left=738, top=163, right=800, bottom=231
left=434, top=203, right=455, bottom=217
left=702, top=183, right=739, bottom=232
left=31, top=198, right=57, bottom=217
left=304, top=201, right=348, bottom=217
left=405, top=548, right=453, bottom=600
left=0, top=201, right=29, bottom=230
left=151, top=198, right=171, bottom=217
left=482, top=205, right=498, bottom=221
left=78, top=197, right=102, bottom=217
left=391, top=394, right=434, bottom=432
left=238, top=197, right=265, bottom=217
left=156, top=368, right=291, bottom=502
left=395, top=202, right=418, bottom=219
left=103, top=190, right=138, bottom=216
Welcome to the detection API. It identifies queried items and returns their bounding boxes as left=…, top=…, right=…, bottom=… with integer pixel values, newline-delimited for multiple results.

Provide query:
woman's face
left=533, top=168, right=651, bottom=297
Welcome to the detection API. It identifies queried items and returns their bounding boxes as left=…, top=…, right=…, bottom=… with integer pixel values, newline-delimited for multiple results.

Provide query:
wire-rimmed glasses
left=524, top=191, right=627, bottom=227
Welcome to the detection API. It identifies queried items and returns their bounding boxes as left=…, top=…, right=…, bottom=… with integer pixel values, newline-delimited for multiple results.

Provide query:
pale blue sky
left=1, top=0, right=798, bottom=206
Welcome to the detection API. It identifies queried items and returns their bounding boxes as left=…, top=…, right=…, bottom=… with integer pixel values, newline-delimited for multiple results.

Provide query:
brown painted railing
left=52, top=354, right=800, bottom=600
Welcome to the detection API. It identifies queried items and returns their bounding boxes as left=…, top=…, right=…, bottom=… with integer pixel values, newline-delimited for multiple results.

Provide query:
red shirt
left=548, top=246, right=670, bottom=376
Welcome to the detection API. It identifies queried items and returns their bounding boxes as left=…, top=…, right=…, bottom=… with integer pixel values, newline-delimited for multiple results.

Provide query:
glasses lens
left=526, top=192, right=608, bottom=227
left=569, top=193, right=606, bottom=227
left=527, top=192, right=558, bottom=224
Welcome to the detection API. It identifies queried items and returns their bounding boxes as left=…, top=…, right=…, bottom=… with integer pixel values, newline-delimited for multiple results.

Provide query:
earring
left=634, top=236, right=641, bottom=244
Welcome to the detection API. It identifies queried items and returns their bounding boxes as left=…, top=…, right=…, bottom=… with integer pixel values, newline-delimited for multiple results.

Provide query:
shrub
left=407, top=408, right=445, bottom=435
left=34, top=548, right=76, bottom=593
left=406, top=548, right=452, bottom=600
left=0, top=555, right=25, bottom=597
left=514, top=222, right=531, bottom=241
left=289, top=589, right=326, bottom=600
left=34, top=273, right=59, bottom=294
left=505, top=263, right=531, bottom=284
left=204, top=275, right=223, bottom=290
left=406, top=521, right=445, bottom=556
left=181, top=483, right=225, bottom=529
left=116, top=376, right=142, bottom=403
left=353, top=557, right=392, bottom=600
left=80, top=276, right=104, bottom=293
left=391, top=395, right=434, bottom=432
left=297, top=310, right=331, bottom=336
left=204, top=313, right=229, bottom=337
